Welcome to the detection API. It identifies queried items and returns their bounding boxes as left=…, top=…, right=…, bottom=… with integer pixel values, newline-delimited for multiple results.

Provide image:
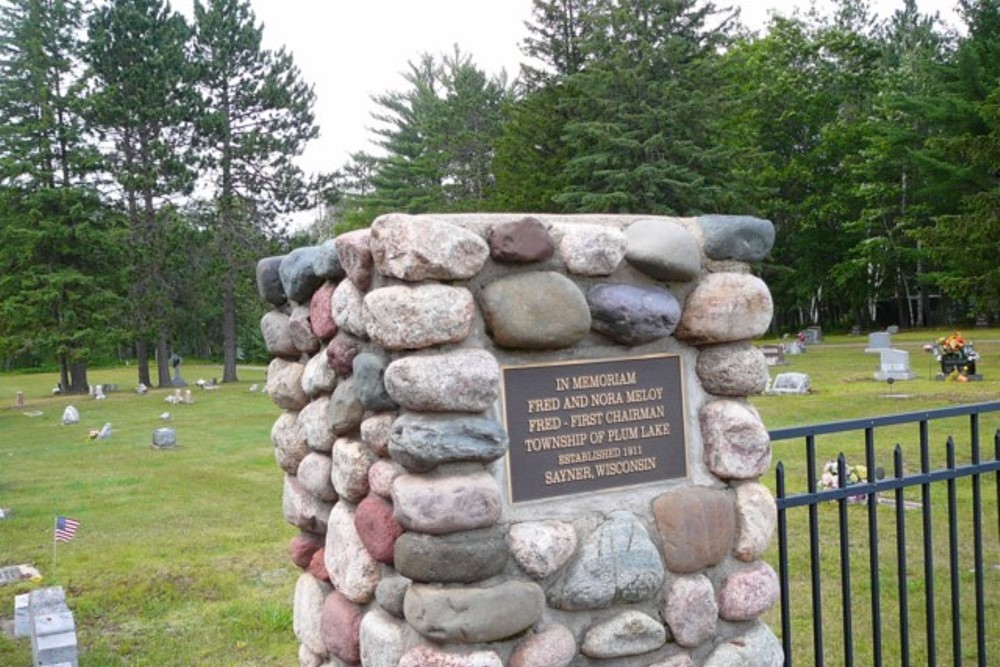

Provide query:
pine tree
left=191, top=0, right=317, bottom=382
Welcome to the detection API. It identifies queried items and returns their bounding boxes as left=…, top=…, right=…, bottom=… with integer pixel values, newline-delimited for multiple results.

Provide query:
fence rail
left=770, top=401, right=1000, bottom=667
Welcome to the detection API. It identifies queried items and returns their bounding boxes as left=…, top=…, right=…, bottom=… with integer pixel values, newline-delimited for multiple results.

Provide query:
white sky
left=173, top=0, right=962, bottom=216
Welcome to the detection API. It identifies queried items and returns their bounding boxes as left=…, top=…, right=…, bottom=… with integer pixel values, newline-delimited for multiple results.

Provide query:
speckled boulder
left=700, top=400, right=771, bottom=480
left=312, top=239, right=345, bottom=280
left=384, top=349, right=500, bottom=413
left=354, top=494, right=404, bottom=564
left=558, top=223, right=626, bottom=276
left=579, top=609, right=666, bottom=659
left=266, top=357, right=309, bottom=410
left=261, top=311, right=298, bottom=358
left=674, top=273, right=773, bottom=345
left=509, top=625, right=577, bottom=667
left=363, top=284, right=475, bottom=350
left=370, top=213, right=490, bottom=281
left=335, top=229, right=374, bottom=291
left=696, top=342, right=769, bottom=396
left=718, top=561, right=780, bottom=621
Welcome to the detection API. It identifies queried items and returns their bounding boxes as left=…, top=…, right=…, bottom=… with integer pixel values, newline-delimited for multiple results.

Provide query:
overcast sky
left=174, top=0, right=963, bottom=199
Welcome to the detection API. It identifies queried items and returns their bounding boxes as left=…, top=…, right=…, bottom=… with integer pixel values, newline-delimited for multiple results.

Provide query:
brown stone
left=488, top=216, right=555, bottom=263
left=652, top=486, right=735, bottom=573
left=308, top=547, right=330, bottom=582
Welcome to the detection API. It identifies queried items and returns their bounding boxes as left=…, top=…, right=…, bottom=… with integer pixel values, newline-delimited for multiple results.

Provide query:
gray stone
left=370, top=213, right=490, bottom=281
left=392, top=469, right=502, bottom=535
left=297, top=452, right=337, bottom=502
left=579, top=610, right=666, bottom=659
left=480, top=272, right=590, bottom=349
left=661, top=574, right=718, bottom=647
left=313, top=239, right=345, bottom=280
left=652, top=486, right=735, bottom=574
left=506, top=520, right=578, bottom=580
left=547, top=510, right=664, bottom=610
left=509, top=625, right=577, bottom=667
left=330, top=279, right=368, bottom=339
left=325, top=502, right=382, bottom=604
left=14, top=593, right=29, bottom=638
left=769, top=372, right=810, bottom=395
left=294, top=573, right=332, bottom=656
left=359, top=608, right=415, bottom=667
left=702, top=621, right=783, bottom=667
left=394, top=526, right=508, bottom=583
left=698, top=215, right=774, bottom=262
left=256, top=255, right=287, bottom=306
left=151, top=427, right=176, bottom=449
left=557, top=223, right=626, bottom=275
left=61, top=405, right=79, bottom=425
left=299, top=396, right=336, bottom=453
left=624, top=218, right=702, bottom=282
left=403, top=580, right=544, bottom=642
left=301, top=352, right=338, bottom=398
left=331, top=437, right=377, bottom=503
left=283, top=474, right=332, bottom=533
left=281, top=246, right=324, bottom=304
left=674, top=273, right=773, bottom=345
left=363, top=284, right=475, bottom=350
left=375, top=574, right=411, bottom=619
left=488, top=216, right=555, bottom=263
left=384, top=349, right=500, bottom=413
left=299, top=643, right=324, bottom=667
left=352, top=353, right=397, bottom=411
left=272, top=410, right=309, bottom=474
left=388, top=413, right=508, bottom=472
left=289, top=304, right=321, bottom=354
left=696, top=342, right=770, bottom=396
left=261, top=311, right=299, bottom=358
left=587, top=283, right=682, bottom=345
left=649, top=654, right=696, bottom=667
left=700, top=399, right=771, bottom=480
left=266, top=357, right=309, bottom=410
left=328, top=379, right=363, bottom=436
left=734, top=482, right=777, bottom=562
left=718, top=561, right=780, bottom=621
left=335, top=229, right=374, bottom=291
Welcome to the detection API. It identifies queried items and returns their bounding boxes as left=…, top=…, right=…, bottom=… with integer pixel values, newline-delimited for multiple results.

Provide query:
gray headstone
left=802, top=326, right=822, bottom=344
left=14, top=593, right=29, bottom=637
left=152, top=428, right=177, bottom=449
left=866, top=332, right=891, bottom=352
left=770, top=372, right=811, bottom=395
left=29, top=587, right=78, bottom=667
left=874, top=348, right=916, bottom=381
left=886, top=325, right=899, bottom=334
left=760, top=344, right=786, bottom=366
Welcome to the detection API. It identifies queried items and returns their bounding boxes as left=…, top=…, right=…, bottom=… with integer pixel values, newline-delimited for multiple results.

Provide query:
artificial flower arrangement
left=818, top=459, right=869, bottom=504
left=935, top=330, right=979, bottom=378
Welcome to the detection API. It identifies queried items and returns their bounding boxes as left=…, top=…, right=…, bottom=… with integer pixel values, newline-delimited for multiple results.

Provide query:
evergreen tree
left=87, top=0, right=197, bottom=387
left=191, top=0, right=317, bottom=382
left=0, top=0, right=123, bottom=390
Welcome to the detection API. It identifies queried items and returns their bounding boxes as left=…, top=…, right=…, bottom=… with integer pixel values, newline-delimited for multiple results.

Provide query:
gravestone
left=136, top=382, right=148, bottom=395
left=16, top=391, right=25, bottom=409
left=770, top=372, right=811, bottom=394
left=886, top=325, right=899, bottom=334
left=802, top=326, right=822, bottom=344
left=866, top=331, right=891, bottom=352
left=91, top=385, right=105, bottom=400
left=785, top=340, right=803, bottom=355
left=97, top=423, right=112, bottom=440
left=61, top=406, right=79, bottom=426
left=14, top=593, right=29, bottom=638
left=760, top=344, right=787, bottom=366
left=873, top=349, right=917, bottom=381
left=170, top=354, right=186, bottom=387
left=152, top=428, right=177, bottom=449
left=29, top=587, right=78, bottom=667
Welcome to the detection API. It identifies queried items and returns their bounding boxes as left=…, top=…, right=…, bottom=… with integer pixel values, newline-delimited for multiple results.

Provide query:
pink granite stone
left=509, top=625, right=577, bottom=667
left=309, top=281, right=338, bottom=341
left=308, top=547, right=330, bottom=582
left=335, top=229, right=374, bottom=291
left=369, top=459, right=407, bottom=499
left=354, top=494, right=404, bottom=564
left=326, top=333, right=362, bottom=377
left=320, top=590, right=363, bottom=664
left=289, top=533, right=324, bottom=569
left=718, top=561, right=780, bottom=621
left=398, top=645, right=503, bottom=667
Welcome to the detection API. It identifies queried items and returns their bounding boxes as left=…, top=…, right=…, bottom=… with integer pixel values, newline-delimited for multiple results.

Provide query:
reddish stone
left=289, top=533, right=324, bottom=569
left=354, top=494, right=404, bottom=564
left=652, top=486, right=735, bottom=573
left=326, top=333, right=361, bottom=377
left=488, top=217, right=555, bottom=263
left=308, top=547, right=330, bottom=582
left=320, top=590, right=363, bottom=665
left=310, top=281, right=338, bottom=341
left=335, top=229, right=374, bottom=292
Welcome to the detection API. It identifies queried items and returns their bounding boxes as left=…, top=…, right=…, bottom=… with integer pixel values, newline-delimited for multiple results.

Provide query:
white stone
left=301, top=352, right=338, bottom=397
left=294, top=573, right=332, bottom=656
left=661, top=574, right=718, bottom=648
left=330, top=279, right=368, bottom=338
left=370, top=213, right=490, bottom=281
left=384, top=349, right=500, bottom=412
left=325, top=502, right=381, bottom=604
left=557, top=223, right=626, bottom=276
left=298, top=396, right=336, bottom=453
left=734, top=482, right=777, bottom=561
left=266, top=357, right=309, bottom=410
left=363, top=284, right=475, bottom=350
left=331, top=437, right=377, bottom=503
left=507, top=520, right=578, bottom=579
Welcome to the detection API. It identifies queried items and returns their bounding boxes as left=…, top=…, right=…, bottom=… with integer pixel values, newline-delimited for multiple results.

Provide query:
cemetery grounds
left=0, top=330, right=998, bottom=665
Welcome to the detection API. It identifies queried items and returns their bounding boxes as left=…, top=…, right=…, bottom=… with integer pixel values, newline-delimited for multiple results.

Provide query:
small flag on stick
left=55, top=516, right=80, bottom=543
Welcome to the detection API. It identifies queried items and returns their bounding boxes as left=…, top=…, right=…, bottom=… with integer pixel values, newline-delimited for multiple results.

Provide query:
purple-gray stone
left=698, top=215, right=775, bottom=262
left=587, top=283, right=682, bottom=345
left=394, top=526, right=509, bottom=583
left=388, top=413, right=508, bottom=472
left=352, top=353, right=398, bottom=411
left=256, top=255, right=286, bottom=306
left=280, top=246, right=324, bottom=304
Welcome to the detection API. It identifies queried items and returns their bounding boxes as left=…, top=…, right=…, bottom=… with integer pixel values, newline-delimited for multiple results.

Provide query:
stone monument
left=259, top=213, right=782, bottom=666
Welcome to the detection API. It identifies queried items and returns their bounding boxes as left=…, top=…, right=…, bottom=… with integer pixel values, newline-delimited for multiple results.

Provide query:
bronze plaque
left=501, top=354, right=688, bottom=504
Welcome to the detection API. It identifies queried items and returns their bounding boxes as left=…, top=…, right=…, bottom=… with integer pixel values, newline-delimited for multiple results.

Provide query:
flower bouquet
left=935, top=331, right=978, bottom=377
left=818, top=460, right=868, bottom=504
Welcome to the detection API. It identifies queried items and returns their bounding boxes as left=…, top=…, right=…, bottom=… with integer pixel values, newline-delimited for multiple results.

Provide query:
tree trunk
left=58, top=353, right=70, bottom=393
left=68, top=361, right=88, bottom=394
left=156, top=337, right=172, bottom=388
left=136, top=339, right=152, bottom=387
left=222, top=271, right=238, bottom=382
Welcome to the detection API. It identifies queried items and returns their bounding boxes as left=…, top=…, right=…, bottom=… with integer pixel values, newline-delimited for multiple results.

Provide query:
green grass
left=0, top=330, right=998, bottom=665
left=0, top=363, right=294, bottom=666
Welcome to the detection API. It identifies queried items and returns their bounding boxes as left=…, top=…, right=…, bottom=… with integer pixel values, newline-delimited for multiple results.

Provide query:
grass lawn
left=0, top=329, right=998, bottom=665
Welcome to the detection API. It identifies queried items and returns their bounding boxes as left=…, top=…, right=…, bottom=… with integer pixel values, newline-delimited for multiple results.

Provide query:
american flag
left=55, top=516, right=80, bottom=543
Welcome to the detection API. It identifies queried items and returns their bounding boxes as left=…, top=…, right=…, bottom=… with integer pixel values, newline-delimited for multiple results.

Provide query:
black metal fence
left=770, top=402, right=1000, bottom=667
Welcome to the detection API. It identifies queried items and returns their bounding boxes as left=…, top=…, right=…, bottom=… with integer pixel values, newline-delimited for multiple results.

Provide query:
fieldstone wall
left=257, top=213, right=781, bottom=667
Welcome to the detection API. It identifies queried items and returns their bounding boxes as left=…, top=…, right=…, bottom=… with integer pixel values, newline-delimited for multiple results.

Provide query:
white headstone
left=866, top=332, right=892, bottom=352
left=97, top=423, right=112, bottom=439
left=874, top=348, right=917, bottom=381
left=61, top=406, right=79, bottom=425
left=770, top=372, right=811, bottom=394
